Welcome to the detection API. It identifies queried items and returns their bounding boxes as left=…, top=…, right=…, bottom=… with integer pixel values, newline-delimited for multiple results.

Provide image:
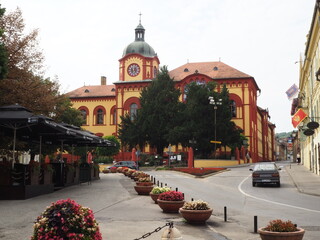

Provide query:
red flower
left=158, top=191, right=184, bottom=201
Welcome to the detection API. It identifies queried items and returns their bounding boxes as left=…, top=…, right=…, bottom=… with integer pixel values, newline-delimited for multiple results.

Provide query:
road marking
left=238, top=175, right=320, bottom=213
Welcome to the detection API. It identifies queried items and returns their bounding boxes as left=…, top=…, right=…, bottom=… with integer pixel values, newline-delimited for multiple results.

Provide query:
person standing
left=297, top=153, right=301, bottom=165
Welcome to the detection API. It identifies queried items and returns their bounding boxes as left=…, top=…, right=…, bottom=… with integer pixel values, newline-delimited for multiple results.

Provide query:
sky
left=0, top=0, right=316, bottom=133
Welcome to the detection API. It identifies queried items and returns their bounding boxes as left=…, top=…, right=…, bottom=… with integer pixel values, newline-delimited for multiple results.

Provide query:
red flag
left=292, top=109, right=307, bottom=128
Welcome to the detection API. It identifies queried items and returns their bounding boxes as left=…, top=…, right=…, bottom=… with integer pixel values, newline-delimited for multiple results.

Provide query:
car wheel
left=276, top=182, right=280, bottom=187
left=252, top=182, right=255, bottom=187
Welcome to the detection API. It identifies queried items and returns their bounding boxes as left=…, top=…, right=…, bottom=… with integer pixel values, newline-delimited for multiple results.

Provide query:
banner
left=286, top=84, right=299, bottom=100
left=292, top=108, right=307, bottom=128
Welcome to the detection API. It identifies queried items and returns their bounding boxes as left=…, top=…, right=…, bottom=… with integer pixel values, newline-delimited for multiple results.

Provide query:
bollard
left=157, top=180, right=159, bottom=186
left=254, top=216, right=258, bottom=233
left=176, top=187, right=178, bottom=192
left=191, top=198, right=194, bottom=201
left=161, top=182, right=163, bottom=187
left=161, top=223, right=183, bottom=240
left=224, top=206, right=227, bottom=222
left=154, top=177, right=156, bottom=184
left=151, top=176, right=153, bottom=182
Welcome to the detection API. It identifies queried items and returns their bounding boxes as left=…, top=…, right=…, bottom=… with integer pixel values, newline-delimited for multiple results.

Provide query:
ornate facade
left=68, top=21, right=275, bottom=163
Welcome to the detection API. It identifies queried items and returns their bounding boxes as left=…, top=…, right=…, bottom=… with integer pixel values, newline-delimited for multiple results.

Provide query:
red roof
left=67, top=85, right=116, bottom=98
left=169, top=61, right=252, bottom=81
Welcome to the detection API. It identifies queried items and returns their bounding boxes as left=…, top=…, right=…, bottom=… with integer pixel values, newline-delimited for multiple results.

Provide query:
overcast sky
left=1, top=0, right=315, bottom=133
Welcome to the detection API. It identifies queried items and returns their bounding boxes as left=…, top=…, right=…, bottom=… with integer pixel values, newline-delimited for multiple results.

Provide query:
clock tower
left=119, top=19, right=160, bottom=81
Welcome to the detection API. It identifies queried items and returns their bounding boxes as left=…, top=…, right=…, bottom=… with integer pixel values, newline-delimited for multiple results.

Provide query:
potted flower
left=157, top=191, right=185, bottom=213
left=179, top=200, right=213, bottom=224
left=136, top=177, right=153, bottom=186
left=258, top=219, right=305, bottom=240
left=31, top=198, right=102, bottom=240
left=150, top=186, right=171, bottom=203
left=134, top=177, right=154, bottom=195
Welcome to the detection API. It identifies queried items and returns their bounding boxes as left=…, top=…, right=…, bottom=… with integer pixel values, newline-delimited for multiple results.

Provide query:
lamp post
left=208, top=97, right=222, bottom=158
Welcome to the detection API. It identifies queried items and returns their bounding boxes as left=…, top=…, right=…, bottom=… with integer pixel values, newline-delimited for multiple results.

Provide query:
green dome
left=122, top=23, right=156, bottom=58
left=123, top=41, right=156, bottom=58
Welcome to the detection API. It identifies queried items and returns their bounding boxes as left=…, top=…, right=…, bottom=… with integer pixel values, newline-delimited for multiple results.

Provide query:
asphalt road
left=148, top=162, right=320, bottom=240
left=1, top=163, right=319, bottom=240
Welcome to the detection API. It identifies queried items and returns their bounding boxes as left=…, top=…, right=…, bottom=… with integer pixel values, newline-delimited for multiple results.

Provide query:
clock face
left=127, top=63, right=140, bottom=77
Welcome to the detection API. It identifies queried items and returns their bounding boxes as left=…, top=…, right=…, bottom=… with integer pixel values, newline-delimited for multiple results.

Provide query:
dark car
left=108, top=161, right=138, bottom=170
left=249, top=162, right=281, bottom=187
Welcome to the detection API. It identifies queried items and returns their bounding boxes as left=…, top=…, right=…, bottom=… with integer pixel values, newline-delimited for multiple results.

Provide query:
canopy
left=0, top=104, right=115, bottom=160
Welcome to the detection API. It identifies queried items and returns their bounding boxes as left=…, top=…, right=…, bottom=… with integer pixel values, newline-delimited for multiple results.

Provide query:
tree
left=138, top=66, right=183, bottom=155
left=182, top=81, right=217, bottom=157
left=0, top=4, right=8, bottom=80
left=53, top=97, right=84, bottom=127
left=118, top=66, right=183, bottom=155
left=96, top=136, right=120, bottom=157
left=0, top=7, right=80, bottom=122
left=118, top=114, right=144, bottom=151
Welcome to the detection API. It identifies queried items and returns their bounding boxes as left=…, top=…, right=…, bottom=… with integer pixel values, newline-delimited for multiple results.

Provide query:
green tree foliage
left=53, top=97, right=84, bottom=127
left=0, top=7, right=81, bottom=124
left=0, top=5, right=8, bottom=80
left=118, top=114, right=144, bottom=150
left=118, top=66, right=183, bottom=155
left=96, top=136, right=120, bottom=157
left=182, top=81, right=217, bottom=157
left=183, top=82, right=245, bottom=158
left=138, top=66, right=183, bottom=155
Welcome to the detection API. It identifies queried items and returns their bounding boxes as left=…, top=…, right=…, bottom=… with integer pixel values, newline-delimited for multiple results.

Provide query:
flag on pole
left=292, top=108, right=307, bottom=128
left=286, top=84, right=299, bottom=100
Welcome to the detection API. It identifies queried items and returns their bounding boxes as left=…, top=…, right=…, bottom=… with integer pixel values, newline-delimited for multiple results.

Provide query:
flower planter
left=134, top=185, right=154, bottom=195
left=150, top=193, right=160, bottom=203
left=136, top=182, right=153, bottom=186
left=258, top=227, right=305, bottom=240
left=179, top=208, right=213, bottom=224
left=157, top=199, right=185, bottom=213
left=110, top=168, right=117, bottom=173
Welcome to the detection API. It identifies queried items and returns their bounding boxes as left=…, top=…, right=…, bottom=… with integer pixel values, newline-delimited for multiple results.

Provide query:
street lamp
left=208, top=96, right=222, bottom=158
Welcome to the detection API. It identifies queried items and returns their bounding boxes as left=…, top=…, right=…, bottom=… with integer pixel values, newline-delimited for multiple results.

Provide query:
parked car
left=249, top=162, right=281, bottom=187
left=108, top=161, right=138, bottom=170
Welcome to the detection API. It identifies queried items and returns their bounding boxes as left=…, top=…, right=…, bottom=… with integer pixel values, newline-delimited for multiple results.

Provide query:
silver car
left=249, top=162, right=281, bottom=187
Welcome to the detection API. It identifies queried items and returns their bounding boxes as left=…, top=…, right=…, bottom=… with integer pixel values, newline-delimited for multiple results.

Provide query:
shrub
left=31, top=199, right=102, bottom=239
left=151, top=186, right=171, bottom=194
left=182, top=200, right=211, bottom=210
left=264, top=219, right=298, bottom=232
left=158, top=191, right=184, bottom=201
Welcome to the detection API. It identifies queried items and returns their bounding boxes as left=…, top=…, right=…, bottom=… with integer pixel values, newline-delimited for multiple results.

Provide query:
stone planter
left=134, top=185, right=154, bottom=195
left=157, top=199, right=185, bottom=213
left=136, top=182, right=153, bottom=186
left=258, top=227, right=305, bottom=240
left=179, top=208, right=213, bottom=224
left=150, top=193, right=160, bottom=203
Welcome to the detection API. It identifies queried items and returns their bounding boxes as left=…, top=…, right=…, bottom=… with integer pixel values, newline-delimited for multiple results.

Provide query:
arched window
left=130, top=103, right=138, bottom=120
left=230, top=100, right=237, bottom=118
left=153, top=66, right=158, bottom=78
left=80, top=109, right=87, bottom=125
left=112, top=108, right=117, bottom=125
left=96, top=108, right=104, bottom=124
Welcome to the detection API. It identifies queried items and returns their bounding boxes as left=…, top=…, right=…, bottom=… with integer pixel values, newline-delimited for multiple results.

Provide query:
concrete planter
left=258, top=227, right=305, bottom=240
left=179, top=208, right=213, bottom=224
left=149, top=193, right=160, bottom=203
left=157, top=199, right=185, bottom=213
left=136, top=182, right=153, bottom=186
left=134, top=185, right=153, bottom=195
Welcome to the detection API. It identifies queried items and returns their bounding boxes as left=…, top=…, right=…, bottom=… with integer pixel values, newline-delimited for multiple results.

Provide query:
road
left=147, top=162, right=320, bottom=240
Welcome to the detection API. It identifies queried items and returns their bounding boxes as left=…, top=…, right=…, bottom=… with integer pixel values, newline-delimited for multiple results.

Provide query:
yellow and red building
left=68, top=21, right=275, bottom=163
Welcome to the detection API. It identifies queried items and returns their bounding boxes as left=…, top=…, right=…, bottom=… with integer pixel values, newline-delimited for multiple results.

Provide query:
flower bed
left=31, top=198, right=102, bottom=240
left=174, top=167, right=225, bottom=176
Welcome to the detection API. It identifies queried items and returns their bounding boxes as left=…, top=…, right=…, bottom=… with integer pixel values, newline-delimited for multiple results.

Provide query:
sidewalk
left=285, top=163, right=320, bottom=197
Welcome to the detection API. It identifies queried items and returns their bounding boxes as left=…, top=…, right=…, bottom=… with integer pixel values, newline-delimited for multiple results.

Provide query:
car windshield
left=254, top=164, right=276, bottom=171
